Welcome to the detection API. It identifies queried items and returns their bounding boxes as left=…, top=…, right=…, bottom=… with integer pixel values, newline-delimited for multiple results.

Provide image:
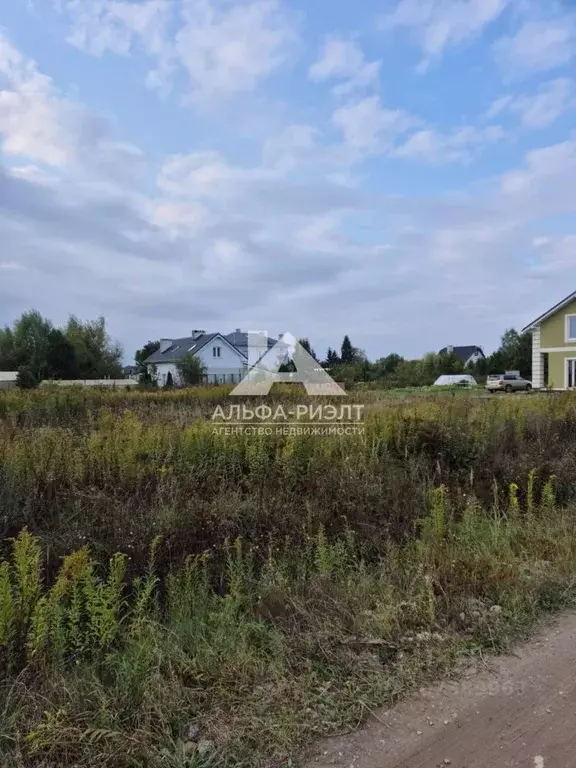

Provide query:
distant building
left=0, top=372, right=18, bottom=390
left=438, top=345, right=485, bottom=367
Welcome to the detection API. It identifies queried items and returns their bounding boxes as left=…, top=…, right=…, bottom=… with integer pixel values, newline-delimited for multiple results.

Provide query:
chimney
left=159, top=339, right=172, bottom=353
left=235, top=328, right=242, bottom=333
left=191, top=329, right=205, bottom=340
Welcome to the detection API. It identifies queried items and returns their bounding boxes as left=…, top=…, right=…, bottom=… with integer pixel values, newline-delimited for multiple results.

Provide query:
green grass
left=1, top=487, right=575, bottom=767
left=1, top=388, right=576, bottom=765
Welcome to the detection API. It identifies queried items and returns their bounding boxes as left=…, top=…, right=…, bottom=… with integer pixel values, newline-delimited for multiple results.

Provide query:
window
left=567, top=315, right=576, bottom=342
left=213, top=346, right=221, bottom=358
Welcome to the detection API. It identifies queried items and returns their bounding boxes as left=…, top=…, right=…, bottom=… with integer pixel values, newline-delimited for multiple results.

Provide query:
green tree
left=468, top=356, right=488, bottom=378
left=325, top=347, right=340, bottom=367
left=65, top=316, right=123, bottom=378
left=340, top=335, right=355, bottom=364
left=377, top=353, right=403, bottom=375
left=298, top=338, right=317, bottom=361
left=175, top=354, right=207, bottom=386
left=45, top=329, right=77, bottom=379
left=0, top=326, right=18, bottom=371
left=16, top=366, right=40, bottom=389
left=488, top=329, right=532, bottom=378
left=11, top=311, right=53, bottom=379
left=135, top=340, right=160, bottom=383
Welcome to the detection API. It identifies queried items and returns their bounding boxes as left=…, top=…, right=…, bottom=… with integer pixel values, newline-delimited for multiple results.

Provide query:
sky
left=0, top=0, right=575, bottom=362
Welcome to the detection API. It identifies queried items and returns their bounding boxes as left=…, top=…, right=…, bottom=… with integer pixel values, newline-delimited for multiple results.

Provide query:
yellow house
left=523, top=291, right=576, bottom=389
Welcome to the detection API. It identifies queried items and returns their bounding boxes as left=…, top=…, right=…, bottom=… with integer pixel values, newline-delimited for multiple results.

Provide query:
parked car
left=485, top=373, right=532, bottom=393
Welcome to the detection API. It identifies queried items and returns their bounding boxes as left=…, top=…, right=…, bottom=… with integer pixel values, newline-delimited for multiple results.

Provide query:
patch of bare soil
left=306, top=612, right=576, bottom=768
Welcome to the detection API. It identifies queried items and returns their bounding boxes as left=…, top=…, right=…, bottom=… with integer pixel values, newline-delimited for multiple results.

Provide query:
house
left=438, top=345, right=485, bottom=367
left=523, top=291, right=576, bottom=389
left=144, top=329, right=278, bottom=386
left=224, top=329, right=278, bottom=361
left=123, top=365, right=139, bottom=381
left=0, top=371, right=18, bottom=390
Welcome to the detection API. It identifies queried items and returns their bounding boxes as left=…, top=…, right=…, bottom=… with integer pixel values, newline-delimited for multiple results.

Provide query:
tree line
left=309, top=329, right=532, bottom=388
left=0, top=311, right=123, bottom=388
left=136, top=329, right=532, bottom=389
left=1, top=310, right=531, bottom=391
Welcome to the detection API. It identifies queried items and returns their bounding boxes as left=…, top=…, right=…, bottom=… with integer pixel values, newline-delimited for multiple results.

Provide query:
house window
left=567, top=315, right=576, bottom=342
left=213, top=346, right=221, bottom=358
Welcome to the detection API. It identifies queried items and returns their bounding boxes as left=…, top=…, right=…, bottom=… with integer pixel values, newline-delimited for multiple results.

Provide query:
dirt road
left=306, top=612, right=576, bottom=768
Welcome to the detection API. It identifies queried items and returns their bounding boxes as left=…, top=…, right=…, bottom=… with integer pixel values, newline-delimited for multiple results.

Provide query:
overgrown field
left=1, top=386, right=576, bottom=767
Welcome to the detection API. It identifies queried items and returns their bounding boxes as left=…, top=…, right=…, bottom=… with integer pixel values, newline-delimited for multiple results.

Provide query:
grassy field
left=1, top=385, right=576, bottom=767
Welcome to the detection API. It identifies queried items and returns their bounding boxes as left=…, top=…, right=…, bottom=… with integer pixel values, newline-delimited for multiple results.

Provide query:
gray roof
left=144, top=331, right=279, bottom=365
left=144, top=333, right=234, bottom=364
left=224, top=331, right=278, bottom=358
left=439, top=345, right=485, bottom=363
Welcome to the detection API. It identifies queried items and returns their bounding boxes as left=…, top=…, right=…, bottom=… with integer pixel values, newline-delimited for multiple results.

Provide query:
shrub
left=16, top=366, right=40, bottom=389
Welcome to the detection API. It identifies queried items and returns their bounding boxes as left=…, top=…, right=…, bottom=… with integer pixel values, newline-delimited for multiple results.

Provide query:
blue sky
left=1, top=0, right=576, bottom=361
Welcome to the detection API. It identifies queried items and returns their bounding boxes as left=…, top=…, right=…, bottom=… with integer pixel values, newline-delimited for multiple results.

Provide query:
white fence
left=41, top=379, right=136, bottom=389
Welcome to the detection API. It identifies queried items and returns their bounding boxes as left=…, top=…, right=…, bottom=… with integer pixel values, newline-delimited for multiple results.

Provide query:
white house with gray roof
left=144, top=330, right=278, bottom=386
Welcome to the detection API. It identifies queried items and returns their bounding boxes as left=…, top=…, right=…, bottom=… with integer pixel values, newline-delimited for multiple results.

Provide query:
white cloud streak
left=309, top=36, right=380, bottom=96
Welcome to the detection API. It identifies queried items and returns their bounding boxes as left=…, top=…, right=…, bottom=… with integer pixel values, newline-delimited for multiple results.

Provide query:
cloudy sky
left=0, top=0, right=575, bottom=362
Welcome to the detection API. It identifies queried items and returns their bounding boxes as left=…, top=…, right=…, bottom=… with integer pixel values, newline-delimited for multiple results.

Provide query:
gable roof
left=522, top=291, right=576, bottom=332
left=144, top=333, right=247, bottom=364
left=438, top=345, right=485, bottom=364
left=224, top=331, right=278, bottom=358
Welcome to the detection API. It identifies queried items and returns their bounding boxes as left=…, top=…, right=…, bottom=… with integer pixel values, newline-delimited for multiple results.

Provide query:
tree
left=488, top=329, right=532, bottom=378
left=298, top=338, right=317, bottom=361
left=11, top=310, right=53, bottom=379
left=65, top=315, right=123, bottom=378
left=341, top=335, right=355, bottom=364
left=175, top=353, right=207, bottom=386
left=437, top=351, right=464, bottom=376
left=377, top=353, right=403, bottom=375
left=325, top=347, right=340, bottom=367
left=46, top=329, right=77, bottom=379
left=135, top=340, right=160, bottom=383
left=0, top=326, right=16, bottom=370
left=16, top=366, right=40, bottom=389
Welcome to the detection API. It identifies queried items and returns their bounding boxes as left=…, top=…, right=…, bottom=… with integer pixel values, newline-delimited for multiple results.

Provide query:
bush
left=16, top=366, right=40, bottom=389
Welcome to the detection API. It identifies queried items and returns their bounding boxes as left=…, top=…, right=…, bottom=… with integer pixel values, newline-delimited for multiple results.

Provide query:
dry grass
left=0, top=388, right=576, bottom=765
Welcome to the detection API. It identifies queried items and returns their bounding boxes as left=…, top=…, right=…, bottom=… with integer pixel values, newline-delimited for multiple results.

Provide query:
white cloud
left=309, top=36, right=380, bottom=96
left=0, top=34, right=79, bottom=165
left=59, top=0, right=171, bottom=57
left=157, top=150, right=274, bottom=198
left=0, top=32, right=146, bottom=180
left=4, top=6, right=576, bottom=359
left=178, top=0, right=295, bottom=103
left=380, top=0, right=509, bottom=60
left=499, top=136, right=576, bottom=217
left=488, top=78, right=574, bottom=128
left=394, top=124, right=504, bottom=163
left=529, top=235, right=576, bottom=275
left=56, top=0, right=296, bottom=104
left=493, top=18, right=576, bottom=77
left=332, top=96, right=416, bottom=153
